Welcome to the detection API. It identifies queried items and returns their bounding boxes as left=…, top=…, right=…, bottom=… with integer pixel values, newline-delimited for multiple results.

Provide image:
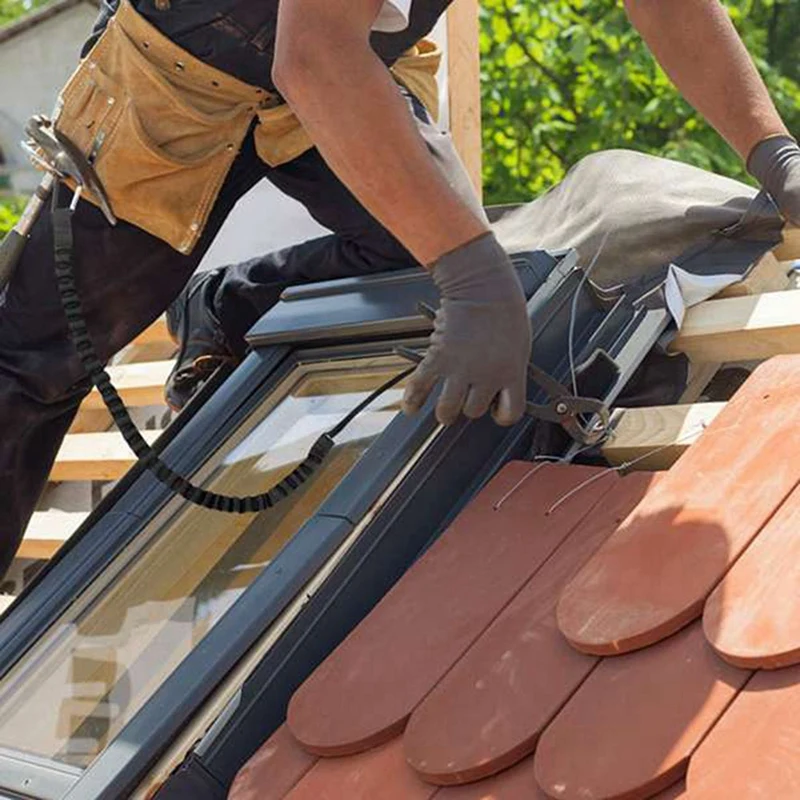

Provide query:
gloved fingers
left=436, top=376, right=470, bottom=426
left=463, top=384, right=498, bottom=420
left=492, top=379, right=527, bottom=427
left=402, top=359, right=440, bottom=416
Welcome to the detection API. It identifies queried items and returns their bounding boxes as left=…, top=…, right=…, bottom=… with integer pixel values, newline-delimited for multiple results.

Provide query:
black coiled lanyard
left=51, top=183, right=414, bottom=514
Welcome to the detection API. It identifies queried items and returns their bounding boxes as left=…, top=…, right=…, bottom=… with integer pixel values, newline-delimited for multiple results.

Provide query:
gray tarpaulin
left=492, top=149, right=785, bottom=322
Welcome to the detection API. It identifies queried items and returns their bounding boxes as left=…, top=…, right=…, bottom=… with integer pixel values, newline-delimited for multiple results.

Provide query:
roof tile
left=686, top=665, right=800, bottom=798
left=534, top=622, right=749, bottom=800
left=287, top=463, right=617, bottom=757
left=431, top=755, right=548, bottom=798
left=704, top=480, right=800, bottom=669
left=557, top=355, right=800, bottom=656
left=284, top=738, right=436, bottom=800
left=228, top=725, right=316, bottom=800
left=404, top=472, right=657, bottom=786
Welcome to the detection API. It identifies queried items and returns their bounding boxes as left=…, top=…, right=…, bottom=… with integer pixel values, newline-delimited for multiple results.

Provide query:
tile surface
left=558, top=356, right=800, bottom=656
left=687, top=665, right=800, bottom=799
left=288, top=463, right=615, bottom=756
left=405, top=472, right=655, bottom=785
left=534, top=622, right=749, bottom=800
left=229, top=725, right=317, bottom=800
left=284, top=739, right=437, bottom=800
left=704, top=481, right=800, bottom=669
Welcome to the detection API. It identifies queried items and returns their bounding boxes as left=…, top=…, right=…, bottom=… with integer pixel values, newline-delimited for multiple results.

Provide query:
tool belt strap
left=50, top=0, right=441, bottom=254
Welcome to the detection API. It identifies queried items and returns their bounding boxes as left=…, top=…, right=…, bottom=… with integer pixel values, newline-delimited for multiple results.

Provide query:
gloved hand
left=403, top=231, right=532, bottom=427
left=747, top=135, right=800, bottom=226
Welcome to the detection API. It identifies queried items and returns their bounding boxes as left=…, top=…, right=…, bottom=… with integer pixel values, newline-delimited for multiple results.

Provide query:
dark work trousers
left=0, top=88, right=479, bottom=578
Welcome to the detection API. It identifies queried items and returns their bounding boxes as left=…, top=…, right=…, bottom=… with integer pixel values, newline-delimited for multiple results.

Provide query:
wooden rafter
left=446, top=0, right=482, bottom=196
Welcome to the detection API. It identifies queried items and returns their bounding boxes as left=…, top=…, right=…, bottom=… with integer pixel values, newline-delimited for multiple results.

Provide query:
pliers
left=524, top=362, right=610, bottom=447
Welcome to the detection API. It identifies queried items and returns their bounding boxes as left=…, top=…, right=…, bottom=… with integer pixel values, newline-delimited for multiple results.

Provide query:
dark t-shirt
left=83, top=0, right=451, bottom=90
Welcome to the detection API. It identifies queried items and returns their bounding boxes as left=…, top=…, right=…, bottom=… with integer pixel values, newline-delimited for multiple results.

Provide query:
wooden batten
left=51, top=430, right=161, bottom=482
left=670, top=290, right=800, bottom=363
left=601, top=402, right=725, bottom=471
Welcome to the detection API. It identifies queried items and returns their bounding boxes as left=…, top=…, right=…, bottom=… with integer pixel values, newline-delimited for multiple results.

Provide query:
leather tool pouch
left=53, top=0, right=275, bottom=253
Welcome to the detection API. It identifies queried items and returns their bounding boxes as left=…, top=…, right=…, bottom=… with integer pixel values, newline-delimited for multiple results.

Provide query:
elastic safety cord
left=51, top=183, right=414, bottom=513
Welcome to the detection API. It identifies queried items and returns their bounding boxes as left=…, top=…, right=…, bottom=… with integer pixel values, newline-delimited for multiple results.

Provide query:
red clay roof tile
left=704, top=481, right=800, bottom=670
left=287, top=462, right=617, bottom=757
left=686, top=665, right=800, bottom=798
left=557, top=356, right=800, bottom=656
left=404, top=472, right=656, bottom=786
left=534, top=622, right=749, bottom=800
left=431, top=755, right=548, bottom=798
left=228, top=725, right=317, bottom=800
left=284, top=738, right=437, bottom=800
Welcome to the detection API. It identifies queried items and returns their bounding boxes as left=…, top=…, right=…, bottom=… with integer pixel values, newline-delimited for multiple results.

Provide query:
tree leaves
left=481, top=0, right=800, bottom=205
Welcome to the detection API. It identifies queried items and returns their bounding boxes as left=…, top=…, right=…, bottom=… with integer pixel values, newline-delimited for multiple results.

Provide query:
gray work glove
left=748, top=135, right=800, bottom=226
left=403, top=232, right=532, bottom=427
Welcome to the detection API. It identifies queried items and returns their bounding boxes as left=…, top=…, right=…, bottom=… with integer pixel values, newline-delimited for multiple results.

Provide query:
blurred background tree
left=481, top=0, right=800, bottom=204
left=0, top=0, right=47, bottom=27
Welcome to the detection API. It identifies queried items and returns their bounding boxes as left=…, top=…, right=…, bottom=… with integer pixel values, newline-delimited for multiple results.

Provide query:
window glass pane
left=0, top=355, right=405, bottom=769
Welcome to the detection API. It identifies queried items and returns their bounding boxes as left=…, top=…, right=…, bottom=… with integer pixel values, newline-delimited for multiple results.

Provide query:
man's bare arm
left=273, top=0, right=486, bottom=265
left=273, top=0, right=532, bottom=427
left=623, top=0, right=787, bottom=158
left=625, top=0, right=800, bottom=226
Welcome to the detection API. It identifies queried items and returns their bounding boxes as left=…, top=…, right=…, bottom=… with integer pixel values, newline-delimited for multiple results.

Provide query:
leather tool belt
left=51, top=0, right=441, bottom=254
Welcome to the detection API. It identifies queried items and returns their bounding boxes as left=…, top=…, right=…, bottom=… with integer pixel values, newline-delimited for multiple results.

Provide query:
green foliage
left=0, top=197, right=25, bottom=236
left=480, top=0, right=800, bottom=204
left=0, top=0, right=48, bottom=26
left=0, top=0, right=49, bottom=234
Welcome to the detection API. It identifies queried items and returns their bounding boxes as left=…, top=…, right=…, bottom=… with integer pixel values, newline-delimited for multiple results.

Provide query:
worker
left=0, top=0, right=798, bottom=581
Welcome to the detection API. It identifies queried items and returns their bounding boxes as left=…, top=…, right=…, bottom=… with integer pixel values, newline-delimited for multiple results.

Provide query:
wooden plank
left=80, top=361, right=173, bottom=411
left=446, top=0, right=482, bottom=197
left=51, top=430, right=160, bottom=482
left=69, top=408, right=112, bottom=434
left=715, top=252, right=790, bottom=298
left=774, top=224, right=800, bottom=261
left=679, top=363, right=722, bottom=404
left=0, top=595, right=15, bottom=617
left=132, top=316, right=171, bottom=346
left=670, top=290, right=800, bottom=363
left=602, top=403, right=725, bottom=471
left=20, top=512, right=88, bottom=560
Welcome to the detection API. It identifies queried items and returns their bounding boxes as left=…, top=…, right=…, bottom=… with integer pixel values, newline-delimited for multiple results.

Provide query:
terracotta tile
left=432, top=756, right=549, bottom=799
left=405, top=472, right=657, bottom=786
left=557, top=356, right=800, bottom=656
left=284, top=738, right=437, bottom=800
left=686, top=666, right=800, bottom=799
left=288, top=463, right=618, bottom=756
left=228, top=725, right=317, bottom=800
left=432, top=764, right=687, bottom=800
left=534, top=622, right=749, bottom=800
left=704, top=481, right=800, bottom=669
left=654, top=781, right=688, bottom=799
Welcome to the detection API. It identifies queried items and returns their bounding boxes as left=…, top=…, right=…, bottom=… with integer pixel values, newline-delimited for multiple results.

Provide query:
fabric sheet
left=492, top=150, right=785, bottom=320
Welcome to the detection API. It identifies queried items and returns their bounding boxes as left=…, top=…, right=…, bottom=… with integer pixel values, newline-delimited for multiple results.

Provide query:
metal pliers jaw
left=525, top=363, right=610, bottom=447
